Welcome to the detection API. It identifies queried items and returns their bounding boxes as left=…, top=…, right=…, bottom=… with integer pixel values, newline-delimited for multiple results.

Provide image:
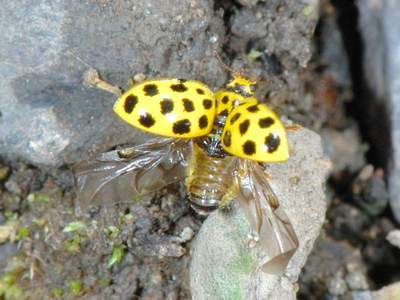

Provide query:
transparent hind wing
left=236, top=160, right=299, bottom=275
left=74, top=137, right=190, bottom=211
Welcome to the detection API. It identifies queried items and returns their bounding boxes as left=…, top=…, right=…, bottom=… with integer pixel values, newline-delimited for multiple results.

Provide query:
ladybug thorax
left=195, top=106, right=229, bottom=158
left=226, top=75, right=257, bottom=97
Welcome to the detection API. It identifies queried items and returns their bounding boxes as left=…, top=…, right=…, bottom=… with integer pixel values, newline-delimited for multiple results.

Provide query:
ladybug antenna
left=213, top=51, right=245, bottom=78
left=250, top=74, right=270, bottom=85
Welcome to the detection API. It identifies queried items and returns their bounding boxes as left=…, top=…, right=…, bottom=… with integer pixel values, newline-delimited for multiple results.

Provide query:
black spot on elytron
left=247, top=104, right=259, bottom=112
left=230, top=113, right=241, bottom=125
left=178, top=78, right=187, bottom=83
left=258, top=117, right=275, bottom=128
left=239, top=119, right=250, bottom=135
left=223, top=130, right=232, bottom=147
left=171, top=83, right=188, bottom=92
left=265, top=133, right=281, bottom=153
left=143, top=84, right=159, bottom=96
left=139, top=113, right=155, bottom=128
left=203, top=99, right=213, bottom=109
left=173, top=119, right=191, bottom=134
left=221, top=96, right=229, bottom=104
left=160, top=98, right=174, bottom=114
left=182, top=98, right=195, bottom=112
left=124, top=95, right=138, bottom=113
left=243, top=140, right=256, bottom=155
left=196, top=88, right=205, bottom=95
left=219, top=109, right=228, bottom=117
left=199, top=115, right=208, bottom=129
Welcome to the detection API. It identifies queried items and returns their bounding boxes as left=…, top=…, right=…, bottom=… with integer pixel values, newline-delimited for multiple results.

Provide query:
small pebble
left=166, top=289, right=179, bottom=300
left=0, top=166, right=10, bottom=182
left=133, top=73, right=146, bottom=83
left=386, top=230, right=400, bottom=249
left=237, top=0, right=259, bottom=6
left=5, top=178, right=22, bottom=195
left=0, top=224, right=15, bottom=244
left=346, top=272, right=369, bottom=291
left=0, top=213, right=5, bottom=224
left=209, top=34, right=218, bottom=43
left=328, top=276, right=348, bottom=296
left=351, top=291, right=372, bottom=300
left=179, top=227, right=194, bottom=242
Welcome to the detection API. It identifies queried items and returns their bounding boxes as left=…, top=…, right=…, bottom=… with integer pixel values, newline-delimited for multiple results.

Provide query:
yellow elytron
left=76, top=74, right=298, bottom=274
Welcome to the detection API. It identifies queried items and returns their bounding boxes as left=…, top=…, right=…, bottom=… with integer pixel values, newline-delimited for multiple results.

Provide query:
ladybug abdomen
left=186, top=143, right=236, bottom=214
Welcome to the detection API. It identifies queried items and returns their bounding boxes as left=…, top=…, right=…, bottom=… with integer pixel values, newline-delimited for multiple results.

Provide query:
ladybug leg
left=129, top=73, right=146, bottom=86
left=259, top=163, right=273, bottom=179
left=283, top=124, right=302, bottom=156
left=83, top=69, right=122, bottom=96
left=285, top=124, right=302, bottom=131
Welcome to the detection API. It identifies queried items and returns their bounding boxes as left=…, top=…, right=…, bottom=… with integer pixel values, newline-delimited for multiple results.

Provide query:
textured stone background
left=0, top=0, right=319, bottom=166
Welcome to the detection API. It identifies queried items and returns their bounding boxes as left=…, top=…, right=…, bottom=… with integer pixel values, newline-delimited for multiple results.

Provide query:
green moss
left=51, top=287, right=64, bottom=298
left=247, top=49, right=263, bottom=61
left=119, top=212, right=134, bottom=224
left=303, top=5, right=314, bottom=16
left=4, top=285, right=22, bottom=300
left=99, top=278, right=112, bottom=287
left=226, top=284, right=244, bottom=300
left=68, top=280, right=82, bottom=296
left=4, top=211, right=18, bottom=221
left=0, top=273, right=22, bottom=300
left=107, top=244, right=125, bottom=268
left=104, top=225, right=120, bottom=239
left=27, top=192, right=51, bottom=203
left=132, top=195, right=141, bottom=203
left=32, top=218, right=46, bottom=226
left=0, top=166, right=10, bottom=182
left=15, top=227, right=29, bottom=240
left=209, top=269, right=244, bottom=300
left=2, top=273, right=16, bottom=286
left=64, top=235, right=83, bottom=252
left=230, top=247, right=253, bottom=274
left=63, top=221, right=86, bottom=233
left=205, top=214, right=254, bottom=300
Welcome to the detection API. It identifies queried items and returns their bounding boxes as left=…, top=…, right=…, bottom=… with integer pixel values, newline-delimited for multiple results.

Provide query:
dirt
left=0, top=163, right=202, bottom=299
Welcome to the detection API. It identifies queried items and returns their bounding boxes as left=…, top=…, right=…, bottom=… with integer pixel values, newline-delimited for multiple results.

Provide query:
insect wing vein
left=74, top=138, right=189, bottom=211
left=236, top=160, right=298, bottom=274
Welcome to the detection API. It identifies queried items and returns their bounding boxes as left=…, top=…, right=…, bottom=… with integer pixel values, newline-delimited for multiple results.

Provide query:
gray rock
left=0, top=243, right=17, bottom=266
left=236, top=0, right=260, bottom=7
left=371, top=282, right=400, bottom=300
left=190, top=127, right=330, bottom=300
left=357, top=0, right=400, bottom=221
left=321, top=126, right=366, bottom=173
left=346, top=272, right=369, bottom=291
left=229, top=0, right=319, bottom=71
left=352, top=291, right=372, bottom=300
left=386, top=229, right=400, bottom=249
left=328, top=275, right=348, bottom=296
left=383, top=1, right=400, bottom=223
left=319, top=9, right=351, bottom=90
left=0, top=0, right=225, bottom=166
